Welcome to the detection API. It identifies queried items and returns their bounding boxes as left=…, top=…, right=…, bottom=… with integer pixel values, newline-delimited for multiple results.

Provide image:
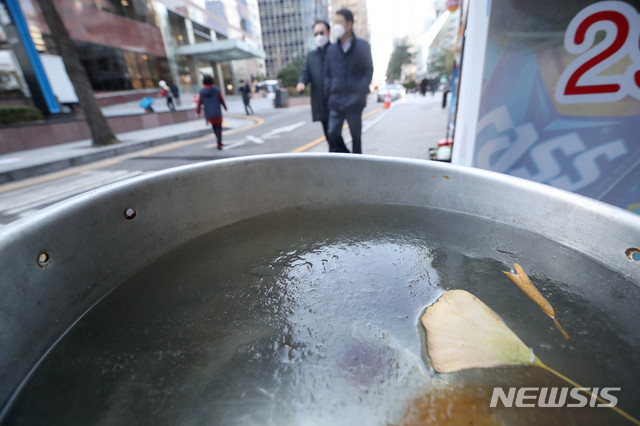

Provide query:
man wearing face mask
left=296, top=20, right=343, bottom=149
left=323, top=8, right=373, bottom=153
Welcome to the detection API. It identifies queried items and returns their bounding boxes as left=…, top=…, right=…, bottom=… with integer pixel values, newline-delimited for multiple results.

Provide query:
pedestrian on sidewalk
left=324, top=8, right=373, bottom=154
left=239, top=80, right=254, bottom=115
left=170, top=82, right=181, bottom=106
left=430, top=77, right=437, bottom=96
left=196, top=75, right=228, bottom=150
left=296, top=20, right=344, bottom=151
left=420, top=78, right=428, bottom=96
left=159, top=80, right=175, bottom=111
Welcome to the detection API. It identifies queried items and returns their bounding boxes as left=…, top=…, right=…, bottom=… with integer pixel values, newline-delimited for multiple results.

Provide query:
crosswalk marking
left=0, top=170, right=143, bottom=217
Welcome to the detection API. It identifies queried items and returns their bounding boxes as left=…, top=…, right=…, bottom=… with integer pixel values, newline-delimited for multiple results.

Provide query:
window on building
left=124, top=51, right=142, bottom=89
left=168, top=10, right=188, bottom=47
left=76, top=41, right=169, bottom=91
left=91, top=0, right=158, bottom=27
left=76, top=41, right=126, bottom=90
left=192, top=21, right=212, bottom=44
left=93, top=0, right=121, bottom=16
left=129, top=0, right=159, bottom=28
left=137, top=54, right=153, bottom=88
left=193, top=30, right=211, bottom=43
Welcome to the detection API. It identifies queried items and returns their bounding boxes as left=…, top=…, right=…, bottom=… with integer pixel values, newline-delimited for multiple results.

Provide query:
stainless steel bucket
left=0, top=154, right=638, bottom=423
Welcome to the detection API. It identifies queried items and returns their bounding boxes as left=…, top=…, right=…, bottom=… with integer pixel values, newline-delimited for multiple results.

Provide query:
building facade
left=329, top=0, right=369, bottom=43
left=427, top=7, right=459, bottom=77
left=258, top=0, right=328, bottom=79
left=0, top=0, right=265, bottom=111
left=155, top=0, right=266, bottom=95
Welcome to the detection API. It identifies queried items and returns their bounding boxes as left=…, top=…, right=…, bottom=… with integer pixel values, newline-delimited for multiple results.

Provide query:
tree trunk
left=35, top=0, right=119, bottom=146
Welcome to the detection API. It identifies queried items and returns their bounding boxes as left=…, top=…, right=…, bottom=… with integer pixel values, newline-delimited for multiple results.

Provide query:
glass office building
left=258, top=0, right=328, bottom=78
left=156, top=0, right=265, bottom=94
left=330, top=0, right=369, bottom=43
left=0, top=0, right=265, bottom=100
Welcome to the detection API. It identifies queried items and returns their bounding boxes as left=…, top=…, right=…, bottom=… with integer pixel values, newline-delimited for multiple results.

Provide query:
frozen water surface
left=3, top=205, right=639, bottom=425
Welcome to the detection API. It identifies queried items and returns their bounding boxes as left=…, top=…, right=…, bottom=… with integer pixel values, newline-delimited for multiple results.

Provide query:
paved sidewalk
left=101, top=94, right=274, bottom=116
left=0, top=93, right=446, bottom=184
left=306, top=93, right=449, bottom=158
left=0, top=95, right=273, bottom=184
left=0, top=115, right=253, bottom=184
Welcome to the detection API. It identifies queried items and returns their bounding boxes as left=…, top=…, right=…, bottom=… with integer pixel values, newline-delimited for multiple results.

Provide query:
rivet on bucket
left=124, top=208, right=137, bottom=220
left=37, top=252, right=51, bottom=268
left=625, top=247, right=640, bottom=261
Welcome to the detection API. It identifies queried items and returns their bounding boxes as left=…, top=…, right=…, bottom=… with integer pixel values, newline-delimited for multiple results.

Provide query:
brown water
left=3, top=205, right=639, bottom=425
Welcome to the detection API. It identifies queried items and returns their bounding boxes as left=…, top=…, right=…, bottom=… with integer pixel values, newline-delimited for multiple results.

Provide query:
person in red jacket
left=196, top=75, right=228, bottom=150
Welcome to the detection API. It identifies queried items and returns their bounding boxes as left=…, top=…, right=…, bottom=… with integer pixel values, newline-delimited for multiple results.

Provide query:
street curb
left=0, top=127, right=222, bottom=184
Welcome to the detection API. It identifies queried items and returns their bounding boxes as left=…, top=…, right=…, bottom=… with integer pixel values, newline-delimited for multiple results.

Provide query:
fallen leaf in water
left=503, top=263, right=570, bottom=340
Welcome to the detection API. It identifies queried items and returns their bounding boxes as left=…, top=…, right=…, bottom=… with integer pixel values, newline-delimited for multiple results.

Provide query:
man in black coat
left=297, top=20, right=343, bottom=150
left=323, top=9, right=373, bottom=153
left=420, top=78, right=428, bottom=96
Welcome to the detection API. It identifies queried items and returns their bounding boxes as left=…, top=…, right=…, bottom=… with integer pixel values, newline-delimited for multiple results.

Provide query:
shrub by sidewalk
left=0, top=105, right=43, bottom=125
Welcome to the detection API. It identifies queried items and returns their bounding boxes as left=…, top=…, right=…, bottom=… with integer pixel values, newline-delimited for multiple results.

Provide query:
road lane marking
left=0, top=115, right=264, bottom=194
left=190, top=119, right=231, bottom=128
left=248, top=135, right=265, bottom=144
left=290, top=106, right=384, bottom=153
left=0, top=157, right=25, bottom=164
left=362, top=106, right=385, bottom=120
left=0, top=170, right=143, bottom=216
left=333, top=110, right=390, bottom=152
left=291, top=136, right=327, bottom=153
left=140, top=116, right=264, bottom=156
left=262, top=121, right=306, bottom=137
left=209, top=121, right=307, bottom=149
left=362, top=110, right=389, bottom=133
left=0, top=157, right=134, bottom=194
left=17, top=209, right=39, bottom=218
left=0, top=170, right=140, bottom=210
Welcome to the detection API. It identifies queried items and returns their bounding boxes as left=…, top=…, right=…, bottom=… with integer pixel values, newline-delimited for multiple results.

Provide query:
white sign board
left=40, top=53, right=79, bottom=104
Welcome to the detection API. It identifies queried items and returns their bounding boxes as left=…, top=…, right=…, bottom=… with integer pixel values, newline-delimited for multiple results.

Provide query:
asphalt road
left=0, top=93, right=448, bottom=227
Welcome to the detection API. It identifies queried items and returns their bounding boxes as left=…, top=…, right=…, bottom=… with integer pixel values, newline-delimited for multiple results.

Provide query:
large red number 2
left=555, top=1, right=639, bottom=104
left=564, top=11, right=628, bottom=95
left=635, top=37, right=640, bottom=88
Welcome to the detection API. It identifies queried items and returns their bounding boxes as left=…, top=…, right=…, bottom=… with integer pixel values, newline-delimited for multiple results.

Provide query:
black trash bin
left=274, top=89, right=281, bottom=108
left=274, top=89, right=289, bottom=108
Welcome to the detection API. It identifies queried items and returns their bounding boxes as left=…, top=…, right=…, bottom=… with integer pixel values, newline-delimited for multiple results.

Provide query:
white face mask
left=332, top=24, right=345, bottom=40
left=315, top=34, right=329, bottom=47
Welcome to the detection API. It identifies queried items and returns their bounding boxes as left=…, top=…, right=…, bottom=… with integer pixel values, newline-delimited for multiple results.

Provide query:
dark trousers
left=243, top=98, right=253, bottom=115
left=211, top=123, right=222, bottom=147
left=321, top=119, right=342, bottom=150
left=328, top=108, right=363, bottom=153
left=166, top=96, right=175, bottom=111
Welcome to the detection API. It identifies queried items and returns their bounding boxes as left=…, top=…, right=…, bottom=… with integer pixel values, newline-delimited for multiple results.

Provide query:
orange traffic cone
left=383, top=90, right=391, bottom=109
